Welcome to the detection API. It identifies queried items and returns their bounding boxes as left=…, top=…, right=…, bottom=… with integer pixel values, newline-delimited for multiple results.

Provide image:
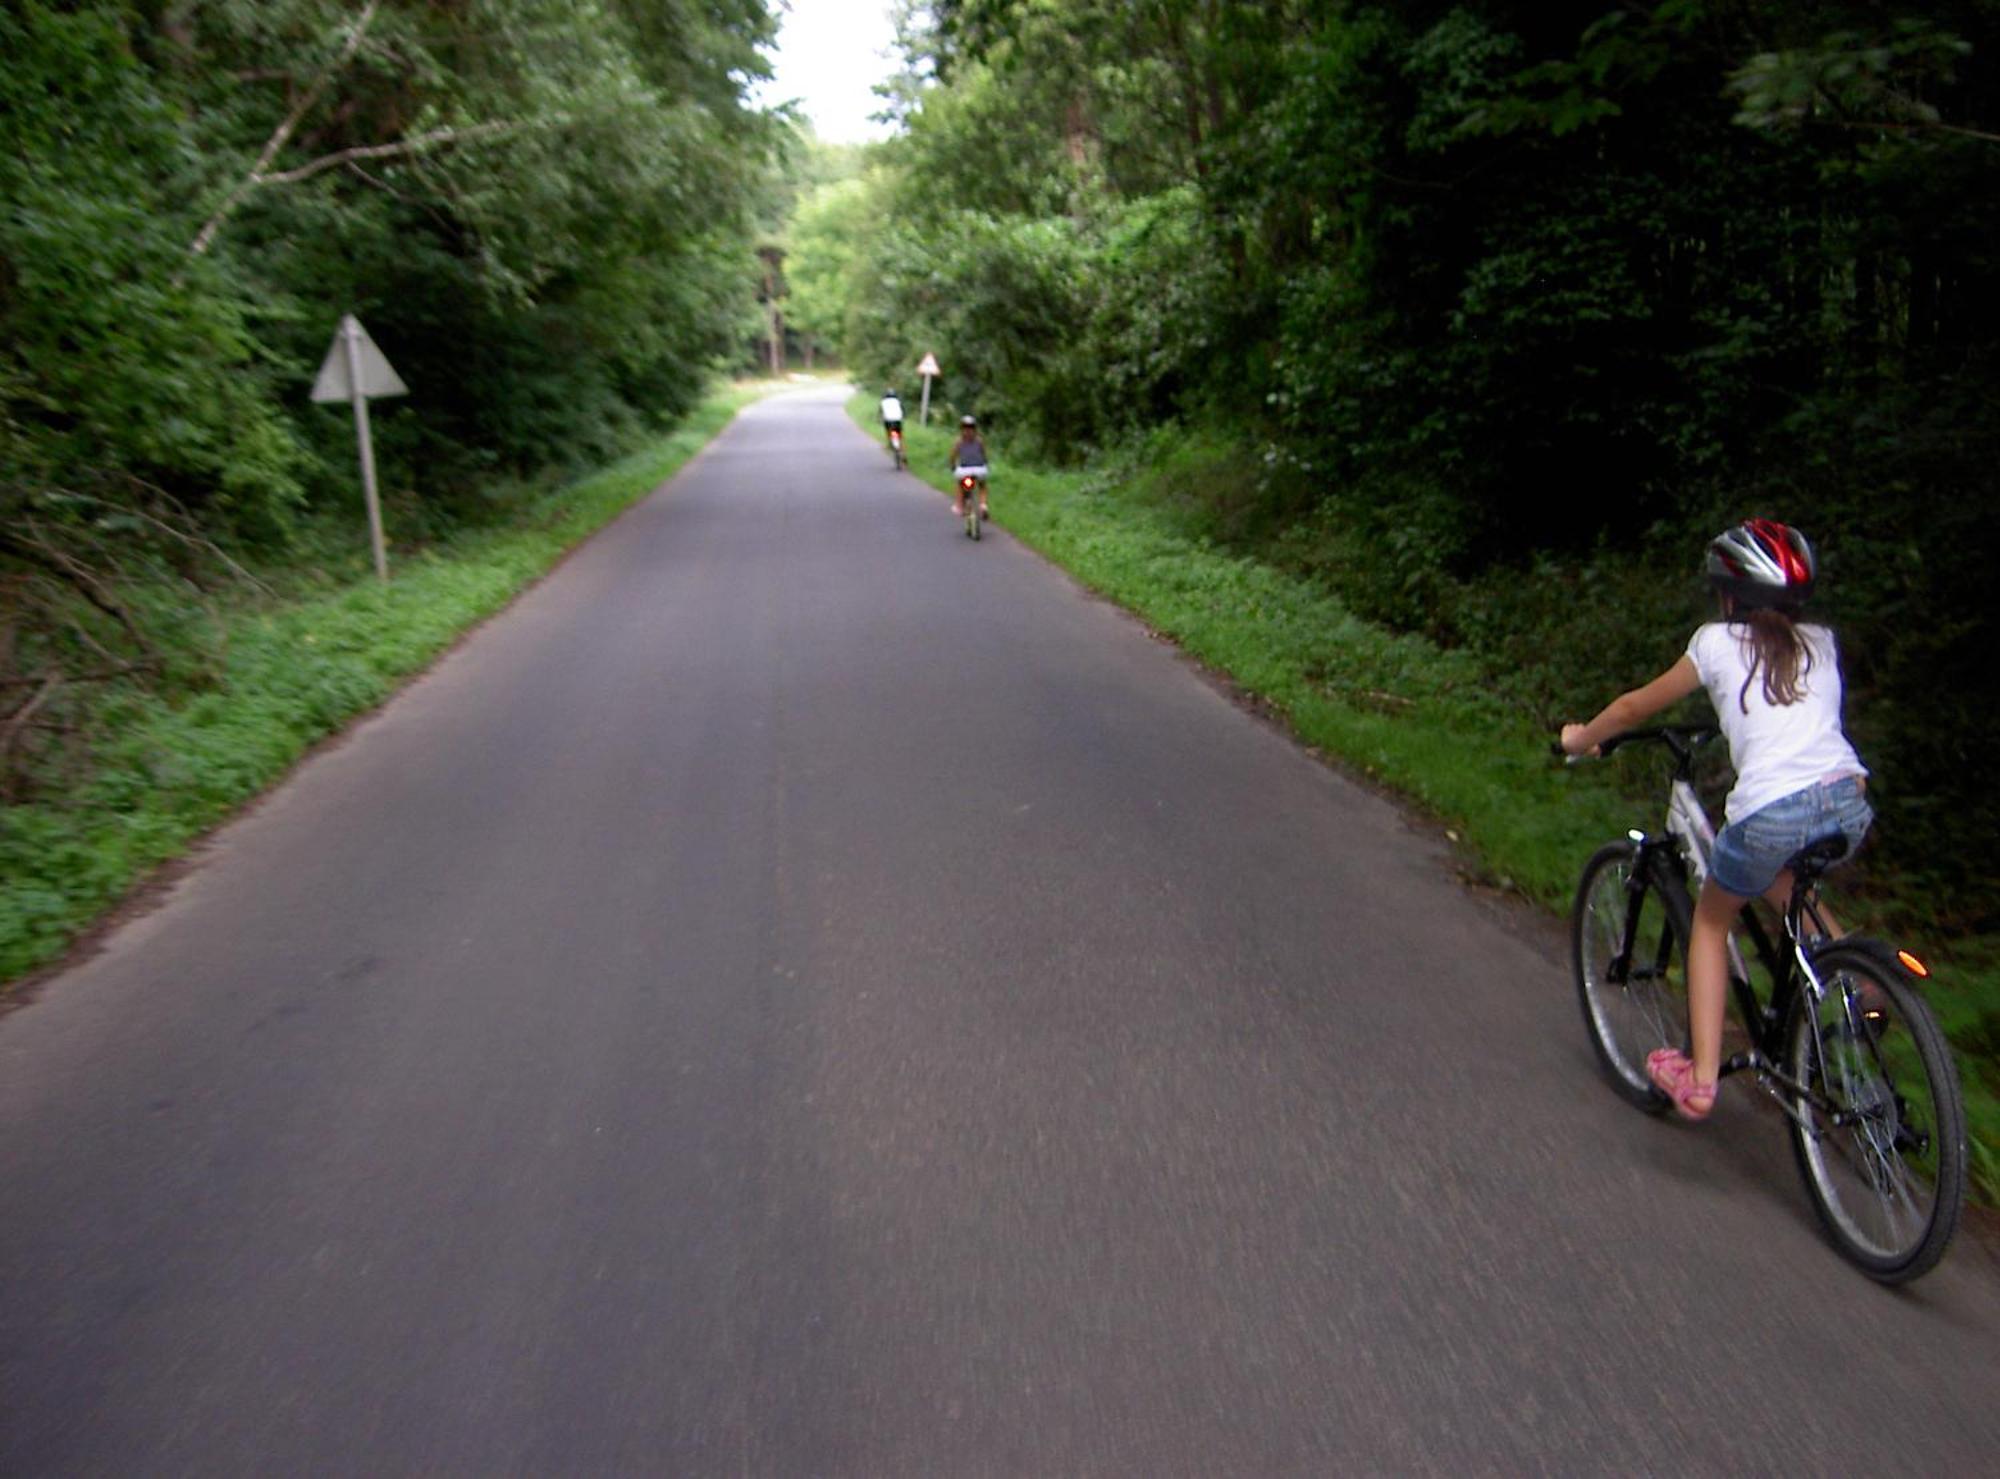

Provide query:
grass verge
left=0, top=380, right=767, bottom=989
left=854, top=393, right=2000, bottom=1203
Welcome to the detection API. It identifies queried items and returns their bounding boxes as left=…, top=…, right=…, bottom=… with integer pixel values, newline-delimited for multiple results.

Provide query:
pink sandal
left=1646, top=1048, right=1717, bottom=1121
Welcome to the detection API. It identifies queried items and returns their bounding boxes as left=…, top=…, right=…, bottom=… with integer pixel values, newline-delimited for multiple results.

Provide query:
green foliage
left=2, top=0, right=781, bottom=818
left=785, top=177, right=873, bottom=354
left=0, top=4, right=308, bottom=527
left=2, top=0, right=778, bottom=522
left=823, top=0, right=2000, bottom=929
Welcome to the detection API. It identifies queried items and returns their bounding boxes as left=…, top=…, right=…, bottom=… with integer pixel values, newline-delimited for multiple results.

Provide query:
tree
left=1, top=0, right=783, bottom=796
left=786, top=178, right=874, bottom=365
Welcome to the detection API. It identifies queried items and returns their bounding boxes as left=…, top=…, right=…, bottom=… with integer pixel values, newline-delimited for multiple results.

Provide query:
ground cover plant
left=853, top=393, right=2000, bottom=1204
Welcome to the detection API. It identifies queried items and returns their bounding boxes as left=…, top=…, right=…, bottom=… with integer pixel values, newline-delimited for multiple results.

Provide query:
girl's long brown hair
left=1732, top=605, right=1813, bottom=711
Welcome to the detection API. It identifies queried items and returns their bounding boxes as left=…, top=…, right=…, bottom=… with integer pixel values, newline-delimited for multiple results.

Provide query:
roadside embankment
left=0, top=381, right=773, bottom=991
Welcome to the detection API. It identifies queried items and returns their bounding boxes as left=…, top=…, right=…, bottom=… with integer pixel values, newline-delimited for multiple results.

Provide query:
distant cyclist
left=879, top=387, right=904, bottom=454
left=949, top=414, right=990, bottom=521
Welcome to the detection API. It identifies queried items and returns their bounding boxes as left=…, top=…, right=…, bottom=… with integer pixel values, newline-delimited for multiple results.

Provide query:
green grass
left=0, top=380, right=767, bottom=987
left=854, top=393, right=2000, bottom=1203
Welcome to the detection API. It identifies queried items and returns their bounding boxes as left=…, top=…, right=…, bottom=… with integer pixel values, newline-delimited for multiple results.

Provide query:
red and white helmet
left=1706, top=518, right=1815, bottom=608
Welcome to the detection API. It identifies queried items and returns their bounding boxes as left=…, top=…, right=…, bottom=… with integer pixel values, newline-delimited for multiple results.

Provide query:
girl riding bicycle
left=1560, top=519, right=1872, bottom=1120
left=948, top=414, right=990, bottom=521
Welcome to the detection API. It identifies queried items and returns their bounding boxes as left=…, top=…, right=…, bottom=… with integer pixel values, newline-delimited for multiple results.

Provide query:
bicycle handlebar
left=1551, top=723, right=1720, bottom=767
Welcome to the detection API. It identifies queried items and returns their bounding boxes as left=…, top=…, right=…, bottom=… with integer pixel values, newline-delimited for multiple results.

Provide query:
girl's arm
left=1561, top=655, right=1701, bottom=756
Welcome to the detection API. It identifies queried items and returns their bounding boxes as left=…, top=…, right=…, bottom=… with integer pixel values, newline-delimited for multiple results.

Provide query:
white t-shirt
left=1686, top=621, right=1866, bottom=824
left=880, top=396, right=903, bottom=422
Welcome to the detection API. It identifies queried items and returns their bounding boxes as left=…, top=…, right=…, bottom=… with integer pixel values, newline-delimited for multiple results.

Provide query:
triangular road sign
left=312, top=315, right=409, bottom=402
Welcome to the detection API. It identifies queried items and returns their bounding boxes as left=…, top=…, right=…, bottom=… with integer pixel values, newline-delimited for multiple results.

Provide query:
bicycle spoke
left=1785, top=947, right=1963, bottom=1279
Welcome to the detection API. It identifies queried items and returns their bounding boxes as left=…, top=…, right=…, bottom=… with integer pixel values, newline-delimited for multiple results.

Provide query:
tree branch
left=103, top=481, right=272, bottom=595
left=1818, top=115, right=2000, bottom=146
left=0, top=674, right=60, bottom=769
left=256, top=121, right=522, bottom=187
left=1, top=664, right=138, bottom=690
left=186, top=0, right=381, bottom=261
left=0, top=524, right=149, bottom=656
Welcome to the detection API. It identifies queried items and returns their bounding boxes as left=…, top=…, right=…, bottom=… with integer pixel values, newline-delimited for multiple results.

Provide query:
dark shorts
left=1710, top=776, right=1872, bottom=896
left=883, top=420, right=903, bottom=433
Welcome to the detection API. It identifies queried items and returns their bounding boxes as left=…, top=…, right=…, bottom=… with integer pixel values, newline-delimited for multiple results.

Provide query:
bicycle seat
left=1787, top=834, right=1850, bottom=880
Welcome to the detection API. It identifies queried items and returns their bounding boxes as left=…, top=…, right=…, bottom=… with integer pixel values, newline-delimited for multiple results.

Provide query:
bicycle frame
left=1611, top=728, right=1857, bottom=1128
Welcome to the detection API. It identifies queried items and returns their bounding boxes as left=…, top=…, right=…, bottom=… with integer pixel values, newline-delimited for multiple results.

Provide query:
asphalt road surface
left=4, top=386, right=1996, bottom=1475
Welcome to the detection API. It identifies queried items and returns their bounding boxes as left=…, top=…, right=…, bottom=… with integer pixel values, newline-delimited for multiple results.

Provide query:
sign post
left=916, top=351, right=941, bottom=426
left=311, top=315, right=409, bottom=582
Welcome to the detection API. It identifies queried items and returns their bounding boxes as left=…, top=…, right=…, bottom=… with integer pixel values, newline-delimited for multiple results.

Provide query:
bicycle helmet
left=960, top=414, right=977, bottom=428
left=1705, top=518, right=1815, bottom=608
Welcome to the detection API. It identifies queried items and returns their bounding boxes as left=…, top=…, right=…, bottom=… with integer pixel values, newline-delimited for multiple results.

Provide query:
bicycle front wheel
left=1785, top=942, right=1966, bottom=1283
left=1572, top=840, right=1690, bottom=1112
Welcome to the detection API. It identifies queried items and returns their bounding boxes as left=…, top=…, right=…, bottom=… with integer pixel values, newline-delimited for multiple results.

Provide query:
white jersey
left=1685, top=621, right=1866, bottom=824
left=880, top=396, right=903, bottom=422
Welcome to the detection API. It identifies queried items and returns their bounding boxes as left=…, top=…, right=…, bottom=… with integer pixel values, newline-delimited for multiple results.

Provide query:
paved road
left=3, top=386, right=1995, bottom=1474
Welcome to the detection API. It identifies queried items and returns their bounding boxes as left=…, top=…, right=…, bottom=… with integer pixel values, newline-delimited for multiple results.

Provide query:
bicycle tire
left=1572, top=840, right=1691, bottom=1112
left=1784, top=941, right=1966, bottom=1283
left=969, top=506, right=981, bottom=541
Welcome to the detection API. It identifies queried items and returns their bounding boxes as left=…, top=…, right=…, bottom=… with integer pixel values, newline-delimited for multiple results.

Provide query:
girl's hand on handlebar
left=1559, top=723, right=1599, bottom=758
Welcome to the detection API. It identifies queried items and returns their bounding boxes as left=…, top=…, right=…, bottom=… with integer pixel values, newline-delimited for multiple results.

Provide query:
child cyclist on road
left=948, top=414, right=990, bottom=521
left=1560, top=519, right=1872, bottom=1120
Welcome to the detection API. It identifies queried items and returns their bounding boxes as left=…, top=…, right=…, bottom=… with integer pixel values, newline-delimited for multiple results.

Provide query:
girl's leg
left=1689, top=878, right=1752, bottom=1085
left=1760, top=867, right=1850, bottom=941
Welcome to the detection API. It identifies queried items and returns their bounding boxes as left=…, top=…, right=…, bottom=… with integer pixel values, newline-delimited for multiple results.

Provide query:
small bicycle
left=888, top=426, right=905, bottom=471
left=1566, top=725, right=1966, bottom=1282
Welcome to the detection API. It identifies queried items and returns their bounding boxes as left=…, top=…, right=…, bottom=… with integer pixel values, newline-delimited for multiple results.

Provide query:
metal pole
left=342, top=320, right=389, bottom=582
left=920, top=373, right=932, bottom=426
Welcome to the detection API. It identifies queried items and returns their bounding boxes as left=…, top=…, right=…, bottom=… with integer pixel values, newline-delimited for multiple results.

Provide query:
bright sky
left=756, top=0, right=902, bottom=144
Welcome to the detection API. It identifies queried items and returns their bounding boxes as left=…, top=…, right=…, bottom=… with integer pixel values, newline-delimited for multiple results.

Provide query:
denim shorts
left=1710, top=775, right=1873, bottom=897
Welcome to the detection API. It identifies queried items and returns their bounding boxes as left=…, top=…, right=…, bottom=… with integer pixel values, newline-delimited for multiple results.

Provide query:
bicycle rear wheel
left=1572, top=841, right=1690, bottom=1111
left=1785, top=942, right=1966, bottom=1282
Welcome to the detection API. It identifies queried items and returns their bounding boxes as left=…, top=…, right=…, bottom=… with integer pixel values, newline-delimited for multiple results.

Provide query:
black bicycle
left=1568, top=725, right=1966, bottom=1283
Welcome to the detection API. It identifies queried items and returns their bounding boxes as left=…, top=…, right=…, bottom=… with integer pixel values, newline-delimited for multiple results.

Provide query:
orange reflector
left=1897, top=949, right=1929, bottom=978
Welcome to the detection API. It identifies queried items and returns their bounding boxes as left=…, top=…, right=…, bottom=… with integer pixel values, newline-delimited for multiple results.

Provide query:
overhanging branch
left=256, top=121, right=521, bottom=187
left=187, top=0, right=381, bottom=261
